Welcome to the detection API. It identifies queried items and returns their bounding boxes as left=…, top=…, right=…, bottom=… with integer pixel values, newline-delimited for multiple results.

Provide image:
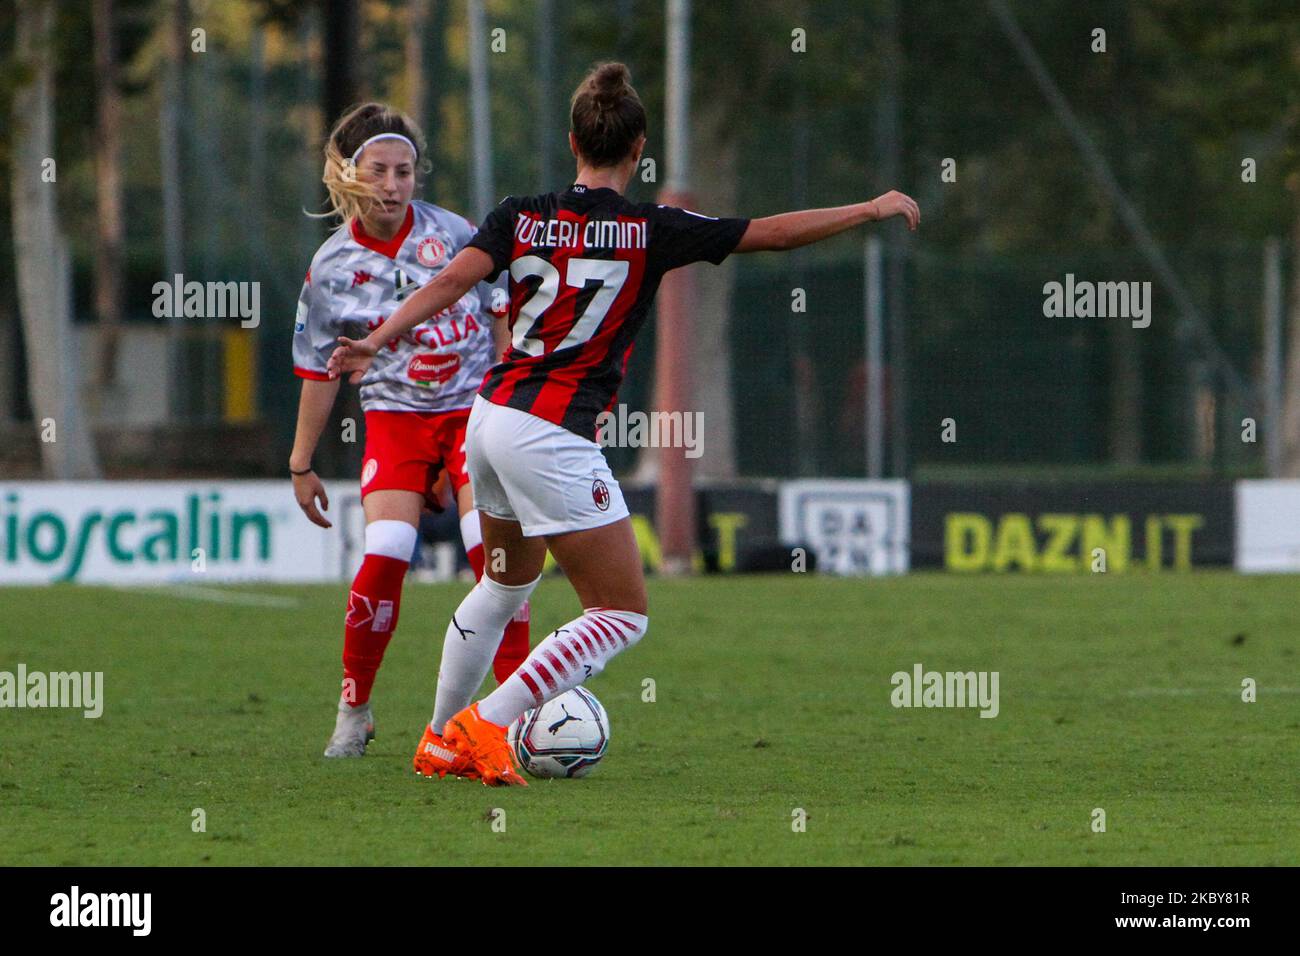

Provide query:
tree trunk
left=319, top=0, right=363, bottom=478
left=688, top=106, right=740, bottom=480
left=159, top=0, right=186, bottom=420
left=0, top=294, right=15, bottom=425
left=404, top=0, right=430, bottom=122
left=92, top=0, right=124, bottom=406
left=633, top=96, right=742, bottom=483
left=323, top=0, right=360, bottom=124
left=1109, top=322, right=1143, bottom=466
left=1278, top=191, right=1300, bottom=475
left=789, top=80, right=817, bottom=476
left=534, top=0, right=557, bottom=191
left=11, top=0, right=101, bottom=478
left=1108, top=3, right=1143, bottom=467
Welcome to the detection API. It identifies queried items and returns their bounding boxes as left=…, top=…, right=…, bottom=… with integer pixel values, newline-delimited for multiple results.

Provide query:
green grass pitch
left=1, top=572, right=1297, bottom=865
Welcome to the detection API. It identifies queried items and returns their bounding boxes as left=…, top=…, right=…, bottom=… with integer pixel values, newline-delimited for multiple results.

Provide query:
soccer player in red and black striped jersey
left=329, top=62, right=919, bottom=785
left=468, top=186, right=749, bottom=438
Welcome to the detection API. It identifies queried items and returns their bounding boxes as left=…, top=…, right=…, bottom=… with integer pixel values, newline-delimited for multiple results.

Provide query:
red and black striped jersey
left=467, top=184, right=749, bottom=440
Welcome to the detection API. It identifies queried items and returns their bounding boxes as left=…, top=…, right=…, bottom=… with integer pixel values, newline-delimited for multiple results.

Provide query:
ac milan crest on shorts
left=592, top=478, right=611, bottom=511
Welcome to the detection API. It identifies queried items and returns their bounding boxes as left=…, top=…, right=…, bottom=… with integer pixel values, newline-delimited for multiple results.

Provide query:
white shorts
left=466, top=395, right=630, bottom=537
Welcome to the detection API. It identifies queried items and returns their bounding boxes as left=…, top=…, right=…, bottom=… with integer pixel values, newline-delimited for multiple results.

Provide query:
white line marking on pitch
left=117, top=585, right=301, bottom=608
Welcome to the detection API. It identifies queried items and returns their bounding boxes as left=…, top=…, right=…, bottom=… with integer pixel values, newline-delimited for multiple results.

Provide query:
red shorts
left=361, top=409, right=471, bottom=499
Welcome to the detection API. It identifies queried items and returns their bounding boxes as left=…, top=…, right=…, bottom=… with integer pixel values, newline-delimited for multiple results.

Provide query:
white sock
left=364, top=519, right=418, bottom=560
left=430, top=574, right=539, bottom=733
left=459, top=511, right=482, bottom=553
left=478, top=608, right=648, bottom=727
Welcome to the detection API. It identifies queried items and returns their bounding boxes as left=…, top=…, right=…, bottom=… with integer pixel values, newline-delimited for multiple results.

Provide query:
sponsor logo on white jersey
left=408, top=352, right=461, bottom=385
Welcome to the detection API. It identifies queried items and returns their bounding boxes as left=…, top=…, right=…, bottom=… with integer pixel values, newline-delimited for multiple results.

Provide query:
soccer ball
left=507, top=687, right=609, bottom=779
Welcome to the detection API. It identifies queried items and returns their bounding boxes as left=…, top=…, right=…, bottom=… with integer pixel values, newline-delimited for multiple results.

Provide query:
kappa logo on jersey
left=352, top=270, right=374, bottom=288
left=407, top=352, right=461, bottom=385
left=592, top=478, right=611, bottom=511
left=417, top=236, right=446, bottom=267
left=361, top=458, right=379, bottom=487
left=393, top=268, right=417, bottom=301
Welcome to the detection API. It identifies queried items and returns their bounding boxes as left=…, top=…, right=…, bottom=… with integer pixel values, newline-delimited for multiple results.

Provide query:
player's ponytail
left=570, top=62, right=646, bottom=168
left=313, top=102, right=431, bottom=226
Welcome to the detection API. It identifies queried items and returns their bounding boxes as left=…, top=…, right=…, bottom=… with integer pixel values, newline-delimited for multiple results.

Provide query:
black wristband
left=289, top=466, right=314, bottom=476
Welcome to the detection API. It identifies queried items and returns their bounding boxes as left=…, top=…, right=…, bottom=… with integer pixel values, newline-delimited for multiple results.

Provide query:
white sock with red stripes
left=430, top=574, right=540, bottom=734
left=476, top=608, right=649, bottom=727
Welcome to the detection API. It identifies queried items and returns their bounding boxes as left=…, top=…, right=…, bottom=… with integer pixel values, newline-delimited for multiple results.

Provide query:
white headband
left=350, top=133, right=417, bottom=164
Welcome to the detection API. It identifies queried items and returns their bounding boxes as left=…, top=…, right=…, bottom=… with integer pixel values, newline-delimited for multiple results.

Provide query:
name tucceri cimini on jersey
left=50, top=886, right=151, bottom=936
left=514, top=215, right=647, bottom=249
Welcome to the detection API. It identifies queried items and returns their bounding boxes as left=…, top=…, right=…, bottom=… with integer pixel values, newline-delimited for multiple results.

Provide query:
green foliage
left=4, top=0, right=1298, bottom=472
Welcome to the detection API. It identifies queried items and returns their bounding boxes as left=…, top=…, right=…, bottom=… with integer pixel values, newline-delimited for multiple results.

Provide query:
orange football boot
left=442, top=703, right=528, bottom=787
left=413, top=723, right=479, bottom=780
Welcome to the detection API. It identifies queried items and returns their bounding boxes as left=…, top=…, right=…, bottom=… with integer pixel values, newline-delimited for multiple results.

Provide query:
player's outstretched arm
left=733, top=190, right=919, bottom=253
left=327, top=247, right=495, bottom=380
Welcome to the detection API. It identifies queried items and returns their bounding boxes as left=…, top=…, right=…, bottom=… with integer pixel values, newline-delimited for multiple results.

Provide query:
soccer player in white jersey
left=289, top=103, right=531, bottom=759
left=330, top=67, right=919, bottom=784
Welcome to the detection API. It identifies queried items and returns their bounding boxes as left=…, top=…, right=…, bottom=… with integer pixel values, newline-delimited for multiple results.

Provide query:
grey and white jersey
left=292, top=200, right=506, bottom=412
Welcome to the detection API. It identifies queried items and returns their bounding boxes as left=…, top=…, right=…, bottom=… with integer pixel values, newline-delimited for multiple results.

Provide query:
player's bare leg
left=417, top=512, right=545, bottom=781
left=480, top=511, right=549, bottom=585
left=445, top=518, right=647, bottom=786
left=543, top=517, right=647, bottom=614
left=324, top=489, right=420, bottom=758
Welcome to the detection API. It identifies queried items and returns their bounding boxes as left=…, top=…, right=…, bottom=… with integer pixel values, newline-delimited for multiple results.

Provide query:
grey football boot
left=323, top=702, right=376, bottom=758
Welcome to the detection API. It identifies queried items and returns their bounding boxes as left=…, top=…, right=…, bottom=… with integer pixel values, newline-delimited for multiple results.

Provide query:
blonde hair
left=313, top=103, right=431, bottom=226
